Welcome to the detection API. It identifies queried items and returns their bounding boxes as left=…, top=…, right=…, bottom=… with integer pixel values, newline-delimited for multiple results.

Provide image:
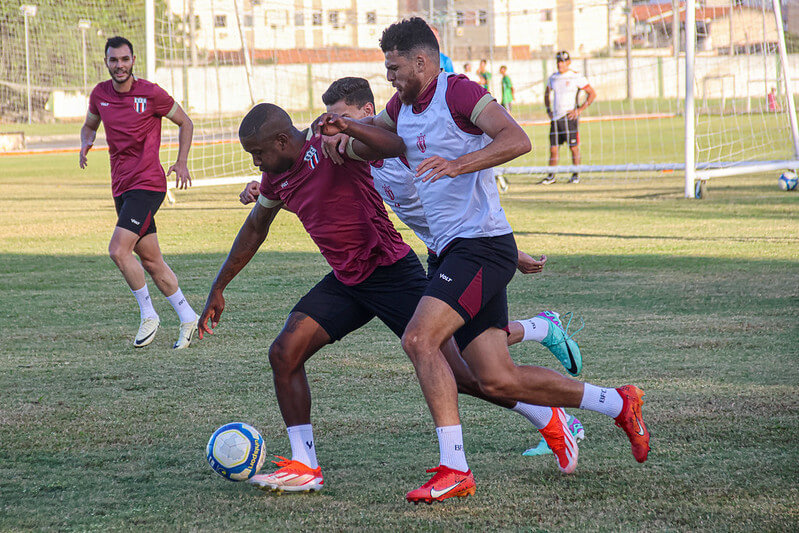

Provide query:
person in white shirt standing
left=541, top=50, right=596, bottom=184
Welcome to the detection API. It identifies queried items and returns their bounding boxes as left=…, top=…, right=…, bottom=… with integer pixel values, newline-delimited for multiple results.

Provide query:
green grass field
left=1, top=150, right=798, bottom=531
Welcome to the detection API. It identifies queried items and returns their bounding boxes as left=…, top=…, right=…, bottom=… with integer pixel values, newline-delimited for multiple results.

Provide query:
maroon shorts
left=424, top=233, right=517, bottom=350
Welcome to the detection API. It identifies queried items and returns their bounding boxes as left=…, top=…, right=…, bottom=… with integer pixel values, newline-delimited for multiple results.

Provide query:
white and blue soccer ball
left=206, top=422, right=266, bottom=481
left=778, top=171, right=798, bottom=191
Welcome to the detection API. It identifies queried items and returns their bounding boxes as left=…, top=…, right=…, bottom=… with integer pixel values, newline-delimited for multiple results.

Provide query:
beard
left=397, top=77, right=423, bottom=105
left=108, top=66, right=133, bottom=84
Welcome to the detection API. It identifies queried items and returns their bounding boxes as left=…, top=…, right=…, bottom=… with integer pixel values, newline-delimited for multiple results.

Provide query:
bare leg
left=401, top=296, right=463, bottom=427
left=461, top=328, right=584, bottom=408
left=268, top=312, right=331, bottom=426
left=108, top=226, right=147, bottom=290
left=134, top=232, right=179, bottom=296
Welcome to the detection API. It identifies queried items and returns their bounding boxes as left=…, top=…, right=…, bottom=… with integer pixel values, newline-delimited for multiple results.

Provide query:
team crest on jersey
left=382, top=184, right=395, bottom=201
left=133, top=97, right=147, bottom=114
left=416, top=134, right=427, bottom=153
left=304, top=146, right=319, bottom=169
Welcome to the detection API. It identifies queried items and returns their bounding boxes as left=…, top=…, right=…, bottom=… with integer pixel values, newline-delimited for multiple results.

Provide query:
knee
left=139, top=256, right=160, bottom=274
left=268, top=337, right=302, bottom=375
left=401, top=328, right=435, bottom=362
left=108, top=242, right=127, bottom=265
left=454, top=374, right=482, bottom=397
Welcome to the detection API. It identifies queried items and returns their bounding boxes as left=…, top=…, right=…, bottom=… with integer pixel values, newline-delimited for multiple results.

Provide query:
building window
left=478, top=10, right=487, bottom=25
left=456, top=11, right=464, bottom=26
left=243, top=14, right=253, bottom=27
left=366, top=11, right=377, bottom=24
left=542, top=9, right=552, bottom=22
left=329, top=11, right=340, bottom=27
left=312, top=11, right=322, bottom=25
left=295, top=12, right=304, bottom=26
left=214, top=14, right=227, bottom=28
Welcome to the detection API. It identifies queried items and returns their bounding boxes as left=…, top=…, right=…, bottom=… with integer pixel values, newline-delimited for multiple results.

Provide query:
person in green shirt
left=500, top=65, right=514, bottom=112
left=476, top=59, right=492, bottom=91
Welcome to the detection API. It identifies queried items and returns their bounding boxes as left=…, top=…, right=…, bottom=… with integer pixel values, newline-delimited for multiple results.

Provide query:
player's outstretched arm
left=416, top=101, right=531, bottom=182
left=199, top=202, right=281, bottom=339
left=166, top=105, right=194, bottom=190
left=314, top=113, right=405, bottom=161
left=79, top=112, right=100, bottom=169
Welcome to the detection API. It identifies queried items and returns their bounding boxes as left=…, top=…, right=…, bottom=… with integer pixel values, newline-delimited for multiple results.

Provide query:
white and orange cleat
left=538, top=408, right=579, bottom=474
left=247, top=456, right=324, bottom=493
left=405, top=465, right=476, bottom=504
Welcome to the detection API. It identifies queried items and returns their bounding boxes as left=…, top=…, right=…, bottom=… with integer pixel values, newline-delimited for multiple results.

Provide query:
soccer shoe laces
left=270, top=455, right=293, bottom=468
left=560, top=312, right=585, bottom=342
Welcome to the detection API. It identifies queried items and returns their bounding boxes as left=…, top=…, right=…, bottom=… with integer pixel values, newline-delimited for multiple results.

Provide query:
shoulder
left=446, top=74, right=487, bottom=97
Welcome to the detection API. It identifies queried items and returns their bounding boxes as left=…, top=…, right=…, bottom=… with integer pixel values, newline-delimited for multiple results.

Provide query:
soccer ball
left=778, top=171, right=798, bottom=191
left=206, top=422, right=266, bottom=481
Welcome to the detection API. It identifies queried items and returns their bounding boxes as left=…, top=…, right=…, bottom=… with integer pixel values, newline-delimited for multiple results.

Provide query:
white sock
left=436, top=425, right=469, bottom=472
left=579, top=383, right=623, bottom=418
left=287, top=424, right=318, bottom=468
left=510, top=402, right=554, bottom=429
left=132, top=285, right=158, bottom=320
left=166, top=288, right=197, bottom=323
left=519, top=316, right=550, bottom=342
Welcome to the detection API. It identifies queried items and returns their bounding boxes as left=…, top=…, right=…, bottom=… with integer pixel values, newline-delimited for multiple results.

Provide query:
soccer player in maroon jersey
left=198, top=102, right=489, bottom=497
left=79, top=37, right=199, bottom=349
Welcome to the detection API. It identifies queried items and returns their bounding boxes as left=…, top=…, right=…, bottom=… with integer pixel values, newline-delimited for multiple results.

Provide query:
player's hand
left=566, top=109, right=580, bottom=120
left=167, top=160, right=192, bottom=190
left=321, top=133, right=349, bottom=165
left=416, top=155, right=462, bottom=183
left=313, top=113, right=350, bottom=137
left=198, top=289, right=225, bottom=340
left=239, top=181, right=260, bottom=205
left=79, top=144, right=92, bottom=169
left=517, top=252, right=547, bottom=274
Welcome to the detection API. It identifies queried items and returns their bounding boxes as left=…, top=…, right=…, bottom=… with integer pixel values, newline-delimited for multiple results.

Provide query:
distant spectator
left=541, top=50, right=596, bottom=185
left=768, top=87, right=780, bottom=112
left=476, top=59, right=492, bottom=91
left=500, top=65, right=514, bottom=112
left=430, top=26, right=454, bottom=72
left=463, top=63, right=480, bottom=83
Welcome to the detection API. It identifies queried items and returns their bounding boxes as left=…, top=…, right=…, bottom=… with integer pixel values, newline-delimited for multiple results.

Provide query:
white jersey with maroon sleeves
left=396, top=71, right=512, bottom=254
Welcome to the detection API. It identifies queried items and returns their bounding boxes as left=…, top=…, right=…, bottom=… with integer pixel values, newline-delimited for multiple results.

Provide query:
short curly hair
left=379, top=17, right=439, bottom=58
left=322, top=77, right=374, bottom=108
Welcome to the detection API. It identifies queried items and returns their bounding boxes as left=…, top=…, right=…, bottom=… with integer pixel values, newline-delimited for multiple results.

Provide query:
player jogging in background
left=240, top=77, right=587, bottom=473
left=369, top=18, right=649, bottom=503
left=79, top=36, right=199, bottom=349
left=541, top=50, right=596, bottom=185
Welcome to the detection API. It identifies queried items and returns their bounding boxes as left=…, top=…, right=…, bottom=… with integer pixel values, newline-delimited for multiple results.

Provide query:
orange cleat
left=247, top=456, right=324, bottom=492
left=539, top=407, right=579, bottom=474
left=614, top=385, right=651, bottom=463
left=405, top=465, right=476, bottom=504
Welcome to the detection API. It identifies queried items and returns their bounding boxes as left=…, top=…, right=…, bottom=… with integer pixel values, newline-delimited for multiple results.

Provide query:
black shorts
left=291, top=250, right=428, bottom=341
left=425, top=234, right=517, bottom=350
left=113, top=189, right=165, bottom=237
left=550, top=117, right=579, bottom=147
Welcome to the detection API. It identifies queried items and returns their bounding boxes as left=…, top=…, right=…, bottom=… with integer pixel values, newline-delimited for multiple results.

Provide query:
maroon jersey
left=259, top=131, right=410, bottom=286
left=88, top=78, right=177, bottom=197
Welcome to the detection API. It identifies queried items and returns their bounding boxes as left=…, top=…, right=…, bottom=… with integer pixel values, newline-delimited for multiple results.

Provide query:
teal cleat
left=539, top=311, right=584, bottom=376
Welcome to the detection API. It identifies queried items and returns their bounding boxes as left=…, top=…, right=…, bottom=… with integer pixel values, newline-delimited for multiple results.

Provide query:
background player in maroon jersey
left=79, top=37, right=199, bottom=349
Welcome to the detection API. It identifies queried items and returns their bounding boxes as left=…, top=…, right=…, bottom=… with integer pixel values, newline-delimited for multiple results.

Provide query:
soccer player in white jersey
left=541, top=50, right=596, bottom=184
left=326, top=18, right=649, bottom=503
left=241, top=77, right=588, bottom=469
